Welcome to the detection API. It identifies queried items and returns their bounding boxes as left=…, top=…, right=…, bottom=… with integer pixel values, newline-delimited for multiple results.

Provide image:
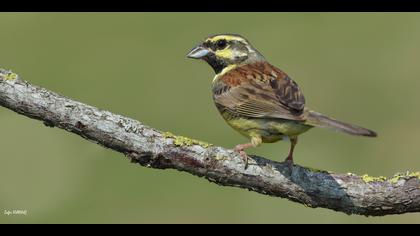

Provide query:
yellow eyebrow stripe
left=207, top=35, right=246, bottom=43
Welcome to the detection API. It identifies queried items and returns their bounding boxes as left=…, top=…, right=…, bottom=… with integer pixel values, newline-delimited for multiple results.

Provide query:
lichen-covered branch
left=0, top=69, right=419, bottom=216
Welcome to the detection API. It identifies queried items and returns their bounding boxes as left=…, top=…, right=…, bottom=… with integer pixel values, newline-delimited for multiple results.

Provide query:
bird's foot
left=234, top=146, right=250, bottom=169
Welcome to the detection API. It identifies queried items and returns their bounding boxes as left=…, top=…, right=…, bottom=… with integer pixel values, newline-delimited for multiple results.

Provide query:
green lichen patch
left=361, top=174, right=387, bottom=183
left=162, top=131, right=212, bottom=148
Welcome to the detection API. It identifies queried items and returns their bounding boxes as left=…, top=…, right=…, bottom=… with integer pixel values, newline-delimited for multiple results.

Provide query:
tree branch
left=0, top=69, right=419, bottom=216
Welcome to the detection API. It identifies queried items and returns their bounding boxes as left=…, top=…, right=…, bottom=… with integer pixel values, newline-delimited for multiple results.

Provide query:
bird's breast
left=216, top=108, right=306, bottom=143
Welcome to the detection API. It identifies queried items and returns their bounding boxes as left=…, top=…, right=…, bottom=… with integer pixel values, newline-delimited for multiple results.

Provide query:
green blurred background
left=0, top=13, right=419, bottom=223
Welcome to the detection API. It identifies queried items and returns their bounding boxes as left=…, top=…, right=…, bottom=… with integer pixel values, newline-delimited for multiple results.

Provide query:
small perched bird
left=187, top=34, right=377, bottom=168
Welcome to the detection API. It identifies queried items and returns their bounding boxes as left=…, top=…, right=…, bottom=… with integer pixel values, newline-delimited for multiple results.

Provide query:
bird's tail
left=305, top=110, right=377, bottom=137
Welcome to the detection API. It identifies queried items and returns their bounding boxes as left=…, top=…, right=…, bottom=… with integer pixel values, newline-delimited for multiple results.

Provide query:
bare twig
left=0, top=69, right=419, bottom=216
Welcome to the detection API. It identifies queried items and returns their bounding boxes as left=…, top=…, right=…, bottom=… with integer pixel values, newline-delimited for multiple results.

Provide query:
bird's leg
left=234, top=136, right=262, bottom=169
left=284, top=136, right=298, bottom=169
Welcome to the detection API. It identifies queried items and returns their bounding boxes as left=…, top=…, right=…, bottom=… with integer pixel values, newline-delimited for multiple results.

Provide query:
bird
left=187, top=33, right=377, bottom=168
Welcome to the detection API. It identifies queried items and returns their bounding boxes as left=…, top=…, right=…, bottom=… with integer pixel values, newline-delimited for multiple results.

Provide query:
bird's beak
left=187, top=45, right=210, bottom=59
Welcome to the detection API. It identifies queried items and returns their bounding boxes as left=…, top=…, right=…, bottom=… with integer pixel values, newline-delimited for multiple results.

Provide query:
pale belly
left=225, top=116, right=313, bottom=143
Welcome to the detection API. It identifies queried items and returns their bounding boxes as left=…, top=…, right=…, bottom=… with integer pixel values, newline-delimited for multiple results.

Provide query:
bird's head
left=187, top=34, right=265, bottom=74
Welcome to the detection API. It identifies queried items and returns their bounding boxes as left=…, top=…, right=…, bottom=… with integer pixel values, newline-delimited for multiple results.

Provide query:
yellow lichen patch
left=302, top=202, right=314, bottom=208
left=388, top=173, right=406, bottom=184
left=389, top=171, right=420, bottom=184
left=408, top=171, right=420, bottom=179
left=215, top=153, right=228, bottom=161
left=361, top=174, right=387, bottom=183
left=162, top=131, right=212, bottom=148
left=0, top=71, right=18, bottom=81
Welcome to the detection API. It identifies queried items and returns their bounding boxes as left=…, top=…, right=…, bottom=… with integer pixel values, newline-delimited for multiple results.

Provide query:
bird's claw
left=285, top=159, right=293, bottom=170
left=234, top=147, right=249, bottom=169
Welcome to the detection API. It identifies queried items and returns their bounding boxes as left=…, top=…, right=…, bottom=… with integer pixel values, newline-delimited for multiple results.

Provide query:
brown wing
left=212, top=61, right=306, bottom=121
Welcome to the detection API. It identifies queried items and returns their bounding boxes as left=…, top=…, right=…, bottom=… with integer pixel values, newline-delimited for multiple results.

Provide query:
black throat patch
left=203, top=53, right=229, bottom=74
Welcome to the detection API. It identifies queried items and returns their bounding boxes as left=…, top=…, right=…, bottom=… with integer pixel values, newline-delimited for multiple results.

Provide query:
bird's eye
left=216, top=39, right=227, bottom=50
